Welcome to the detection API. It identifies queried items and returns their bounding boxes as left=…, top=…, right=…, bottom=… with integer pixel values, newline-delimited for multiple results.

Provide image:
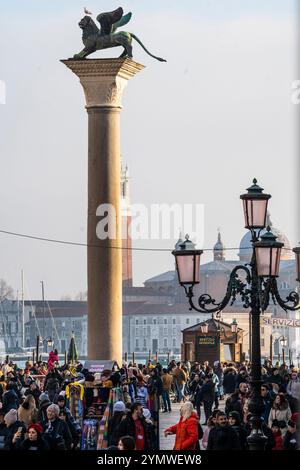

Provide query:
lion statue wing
left=96, top=7, right=124, bottom=35
left=111, top=12, right=132, bottom=33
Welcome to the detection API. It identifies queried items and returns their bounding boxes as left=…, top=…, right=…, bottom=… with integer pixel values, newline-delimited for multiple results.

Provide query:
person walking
left=107, top=401, right=126, bottom=447
left=198, top=375, right=216, bottom=425
left=164, top=402, right=199, bottom=450
left=161, top=368, right=172, bottom=413
left=173, top=363, right=187, bottom=403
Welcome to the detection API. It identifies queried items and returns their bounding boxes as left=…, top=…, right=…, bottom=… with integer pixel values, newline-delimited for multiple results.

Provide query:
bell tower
left=121, top=162, right=133, bottom=286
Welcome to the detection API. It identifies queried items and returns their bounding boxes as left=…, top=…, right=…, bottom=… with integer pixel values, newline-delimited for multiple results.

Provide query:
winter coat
left=173, top=368, right=187, bottom=386
left=207, top=425, right=241, bottom=450
left=272, top=430, right=283, bottom=450
left=47, top=351, right=58, bottom=371
left=20, top=436, right=50, bottom=451
left=225, top=396, right=243, bottom=418
left=165, top=414, right=199, bottom=450
left=4, top=420, right=26, bottom=450
left=37, top=400, right=52, bottom=424
left=44, top=377, right=60, bottom=402
left=262, top=392, right=275, bottom=423
left=230, top=424, right=248, bottom=449
left=17, top=404, right=38, bottom=427
left=268, top=403, right=291, bottom=436
left=198, top=381, right=215, bottom=403
left=223, top=372, right=237, bottom=394
left=162, top=373, right=173, bottom=391
left=107, top=412, right=125, bottom=446
left=286, top=380, right=300, bottom=401
left=2, top=389, right=19, bottom=413
left=283, top=431, right=300, bottom=450
left=42, top=417, right=72, bottom=450
left=116, top=414, right=149, bottom=450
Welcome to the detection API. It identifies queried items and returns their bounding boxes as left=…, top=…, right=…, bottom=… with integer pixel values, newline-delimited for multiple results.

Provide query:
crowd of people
left=164, top=359, right=300, bottom=450
left=0, top=352, right=299, bottom=451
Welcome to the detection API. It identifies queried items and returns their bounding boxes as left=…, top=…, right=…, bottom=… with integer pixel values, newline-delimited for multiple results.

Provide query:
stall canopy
left=83, top=360, right=119, bottom=373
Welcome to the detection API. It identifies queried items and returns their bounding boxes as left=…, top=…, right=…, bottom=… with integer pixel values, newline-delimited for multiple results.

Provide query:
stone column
left=61, top=59, right=144, bottom=364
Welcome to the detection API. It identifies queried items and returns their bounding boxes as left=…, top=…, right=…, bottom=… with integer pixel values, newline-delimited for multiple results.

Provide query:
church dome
left=214, top=231, right=225, bottom=261
left=238, top=213, right=292, bottom=262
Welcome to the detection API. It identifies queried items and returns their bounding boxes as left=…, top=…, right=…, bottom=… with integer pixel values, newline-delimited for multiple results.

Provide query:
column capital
left=61, top=58, right=145, bottom=108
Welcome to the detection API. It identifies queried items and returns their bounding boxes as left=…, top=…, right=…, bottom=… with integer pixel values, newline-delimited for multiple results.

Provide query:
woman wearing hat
left=107, top=401, right=126, bottom=447
left=20, top=423, right=50, bottom=450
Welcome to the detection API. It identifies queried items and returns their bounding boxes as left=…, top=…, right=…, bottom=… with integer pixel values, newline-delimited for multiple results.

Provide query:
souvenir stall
left=80, top=360, right=123, bottom=450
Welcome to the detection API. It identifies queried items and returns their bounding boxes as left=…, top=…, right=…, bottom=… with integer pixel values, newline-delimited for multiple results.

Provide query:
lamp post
left=278, top=335, right=287, bottom=364
left=39, top=336, right=54, bottom=358
left=172, top=179, right=300, bottom=450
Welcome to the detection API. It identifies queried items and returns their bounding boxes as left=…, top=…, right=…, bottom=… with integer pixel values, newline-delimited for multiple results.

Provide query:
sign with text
left=262, top=317, right=300, bottom=328
left=198, top=336, right=216, bottom=346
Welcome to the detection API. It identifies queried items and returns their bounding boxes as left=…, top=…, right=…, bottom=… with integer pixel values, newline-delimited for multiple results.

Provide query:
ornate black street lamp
left=172, top=179, right=300, bottom=450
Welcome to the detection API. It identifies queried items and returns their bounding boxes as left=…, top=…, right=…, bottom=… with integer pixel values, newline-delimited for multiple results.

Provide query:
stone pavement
left=159, top=400, right=225, bottom=450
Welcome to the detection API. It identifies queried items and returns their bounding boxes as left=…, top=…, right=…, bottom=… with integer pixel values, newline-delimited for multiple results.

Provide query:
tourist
left=116, top=402, right=148, bottom=451
left=17, top=394, right=38, bottom=427
left=268, top=393, right=291, bottom=437
left=161, top=368, right=172, bottom=413
left=164, top=401, right=199, bottom=450
left=19, top=423, right=50, bottom=450
left=207, top=411, right=240, bottom=450
left=107, top=401, right=126, bottom=447
left=42, top=404, right=72, bottom=450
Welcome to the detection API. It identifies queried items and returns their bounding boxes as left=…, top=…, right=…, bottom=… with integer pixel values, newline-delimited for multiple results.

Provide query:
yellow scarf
left=65, top=382, right=84, bottom=401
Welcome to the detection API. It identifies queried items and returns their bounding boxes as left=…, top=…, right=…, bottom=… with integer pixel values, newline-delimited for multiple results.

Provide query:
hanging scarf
left=65, top=382, right=84, bottom=401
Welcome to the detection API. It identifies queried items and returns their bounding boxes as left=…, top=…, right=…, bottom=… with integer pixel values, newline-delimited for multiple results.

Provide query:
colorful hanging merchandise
left=81, top=419, right=98, bottom=450
left=65, top=381, right=85, bottom=425
left=97, top=389, right=113, bottom=449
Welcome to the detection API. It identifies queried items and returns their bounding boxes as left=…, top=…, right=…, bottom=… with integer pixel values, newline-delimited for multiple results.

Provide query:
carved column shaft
left=62, top=59, right=144, bottom=363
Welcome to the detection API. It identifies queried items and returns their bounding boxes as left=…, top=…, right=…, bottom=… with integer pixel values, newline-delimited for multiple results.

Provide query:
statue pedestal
left=61, top=58, right=144, bottom=364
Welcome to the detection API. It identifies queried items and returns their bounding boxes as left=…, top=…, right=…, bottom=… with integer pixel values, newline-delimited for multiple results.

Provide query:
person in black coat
left=42, top=404, right=72, bottom=450
left=15, top=423, right=49, bottom=451
left=37, top=392, right=52, bottom=424
left=223, top=368, right=237, bottom=395
left=116, top=402, right=149, bottom=451
left=107, top=401, right=126, bottom=447
left=198, top=376, right=215, bottom=425
left=283, top=420, right=299, bottom=450
left=0, top=411, right=9, bottom=450
left=3, top=409, right=26, bottom=450
left=228, top=411, right=248, bottom=449
left=266, top=368, right=283, bottom=388
left=2, top=383, right=20, bottom=414
left=225, top=391, right=243, bottom=418
left=207, top=412, right=240, bottom=450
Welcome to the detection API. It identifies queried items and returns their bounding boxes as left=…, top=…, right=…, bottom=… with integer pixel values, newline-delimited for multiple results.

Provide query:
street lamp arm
left=270, top=279, right=300, bottom=311
left=184, top=264, right=252, bottom=314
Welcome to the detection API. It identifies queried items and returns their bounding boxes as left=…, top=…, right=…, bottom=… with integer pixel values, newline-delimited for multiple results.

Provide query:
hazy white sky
left=0, top=1, right=299, bottom=299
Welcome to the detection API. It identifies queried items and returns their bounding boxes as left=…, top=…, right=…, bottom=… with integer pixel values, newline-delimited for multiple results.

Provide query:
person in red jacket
left=164, top=401, right=199, bottom=450
left=47, top=349, right=59, bottom=371
left=271, top=420, right=283, bottom=450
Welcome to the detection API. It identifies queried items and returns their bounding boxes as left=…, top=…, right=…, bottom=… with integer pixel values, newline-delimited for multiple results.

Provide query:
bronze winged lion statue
left=73, top=7, right=166, bottom=62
